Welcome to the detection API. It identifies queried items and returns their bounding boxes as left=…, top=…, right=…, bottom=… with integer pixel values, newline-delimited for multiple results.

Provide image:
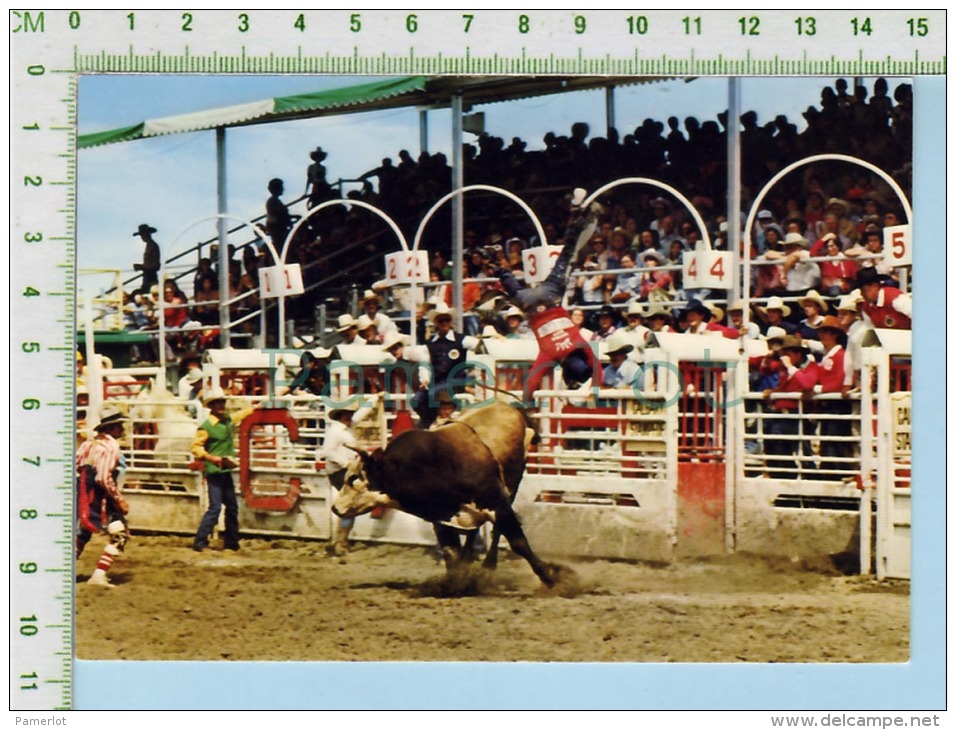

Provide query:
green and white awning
left=78, top=75, right=672, bottom=149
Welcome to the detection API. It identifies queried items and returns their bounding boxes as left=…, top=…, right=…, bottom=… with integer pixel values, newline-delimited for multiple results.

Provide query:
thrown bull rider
left=490, top=188, right=602, bottom=402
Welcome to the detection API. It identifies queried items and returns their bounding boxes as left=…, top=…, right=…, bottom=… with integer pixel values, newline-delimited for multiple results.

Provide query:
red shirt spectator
left=857, top=268, right=912, bottom=330
left=765, top=337, right=819, bottom=411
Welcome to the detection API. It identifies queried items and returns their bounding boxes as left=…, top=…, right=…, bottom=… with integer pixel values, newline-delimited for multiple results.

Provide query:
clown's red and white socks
left=87, top=542, right=120, bottom=588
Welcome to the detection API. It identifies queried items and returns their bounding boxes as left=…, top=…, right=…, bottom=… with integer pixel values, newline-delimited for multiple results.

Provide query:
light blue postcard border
left=75, top=75, right=945, bottom=711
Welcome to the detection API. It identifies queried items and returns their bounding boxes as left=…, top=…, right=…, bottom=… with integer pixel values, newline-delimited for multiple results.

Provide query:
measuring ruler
left=9, top=8, right=945, bottom=711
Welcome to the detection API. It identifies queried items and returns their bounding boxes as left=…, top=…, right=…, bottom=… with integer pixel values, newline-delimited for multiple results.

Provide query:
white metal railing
left=740, top=392, right=867, bottom=482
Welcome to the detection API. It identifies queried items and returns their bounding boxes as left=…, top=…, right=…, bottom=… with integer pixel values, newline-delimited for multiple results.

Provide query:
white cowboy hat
left=603, top=331, right=635, bottom=358
left=761, top=296, right=792, bottom=317
left=355, top=314, right=376, bottom=332
left=644, top=304, right=670, bottom=320
left=95, top=405, right=127, bottom=431
left=380, top=332, right=407, bottom=352
left=202, top=386, right=228, bottom=405
left=797, top=290, right=830, bottom=313
left=703, top=301, right=725, bottom=323
left=836, top=291, right=863, bottom=312
left=336, top=313, right=358, bottom=332
left=427, top=302, right=456, bottom=322
left=360, top=289, right=382, bottom=305
left=639, top=249, right=666, bottom=266
left=765, top=326, right=788, bottom=342
left=477, top=324, right=502, bottom=339
left=328, top=401, right=359, bottom=421
left=625, top=300, right=645, bottom=318
left=502, top=305, right=524, bottom=320
left=782, top=232, right=809, bottom=248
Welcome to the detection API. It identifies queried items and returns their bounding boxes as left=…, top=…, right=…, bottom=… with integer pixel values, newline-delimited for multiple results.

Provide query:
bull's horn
left=344, top=444, right=368, bottom=457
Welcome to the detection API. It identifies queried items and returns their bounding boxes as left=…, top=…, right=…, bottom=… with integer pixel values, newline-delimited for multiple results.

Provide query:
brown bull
left=332, top=401, right=559, bottom=586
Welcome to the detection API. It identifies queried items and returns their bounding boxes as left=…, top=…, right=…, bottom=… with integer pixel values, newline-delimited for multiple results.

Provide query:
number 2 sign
left=384, top=251, right=430, bottom=284
left=682, top=250, right=732, bottom=289
left=521, top=245, right=563, bottom=284
left=884, top=224, right=912, bottom=267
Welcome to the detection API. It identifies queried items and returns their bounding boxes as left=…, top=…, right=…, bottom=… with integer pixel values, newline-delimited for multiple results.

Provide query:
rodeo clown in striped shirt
left=75, top=405, right=131, bottom=588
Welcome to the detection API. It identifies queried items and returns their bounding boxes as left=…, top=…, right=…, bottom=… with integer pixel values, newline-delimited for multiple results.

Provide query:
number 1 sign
left=258, top=264, right=305, bottom=299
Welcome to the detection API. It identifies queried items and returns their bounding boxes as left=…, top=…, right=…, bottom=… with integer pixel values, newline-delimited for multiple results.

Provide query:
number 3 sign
left=384, top=251, right=430, bottom=284
left=521, top=245, right=563, bottom=284
left=258, top=264, right=305, bottom=298
left=883, top=224, right=912, bottom=267
left=683, top=250, right=732, bottom=289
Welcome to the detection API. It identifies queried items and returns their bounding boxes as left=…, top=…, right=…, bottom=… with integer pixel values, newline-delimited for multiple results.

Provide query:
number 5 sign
left=683, top=250, right=732, bottom=289
left=521, top=245, right=563, bottom=285
left=384, top=251, right=430, bottom=284
left=884, top=224, right=912, bottom=267
left=258, top=264, right=305, bottom=299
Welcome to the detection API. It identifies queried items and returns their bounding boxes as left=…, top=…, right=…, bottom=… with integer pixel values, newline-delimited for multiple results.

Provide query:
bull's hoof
left=539, top=563, right=580, bottom=595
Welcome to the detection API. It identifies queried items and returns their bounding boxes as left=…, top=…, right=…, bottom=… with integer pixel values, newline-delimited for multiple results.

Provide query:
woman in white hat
left=795, top=289, right=830, bottom=343
left=76, top=405, right=130, bottom=587
left=381, top=331, right=427, bottom=398
left=617, top=300, right=650, bottom=353
left=836, top=291, right=867, bottom=395
left=754, top=295, right=798, bottom=336
left=355, top=314, right=381, bottom=346
left=726, top=300, right=761, bottom=340
left=638, top=249, right=673, bottom=303
left=335, top=313, right=365, bottom=346
left=360, top=288, right=398, bottom=339
left=779, top=232, right=821, bottom=294
left=502, top=305, right=532, bottom=340
left=600, top=332, right=642, bottom=390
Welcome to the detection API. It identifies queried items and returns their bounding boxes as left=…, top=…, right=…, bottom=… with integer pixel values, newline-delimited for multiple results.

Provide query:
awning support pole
left=451, top=93, right=464, bottom=329
left=419, top=109, right=429, bottom=154
left=216, top=126, right=231, bottom=348
left=605, top=85, right=616, bottom=136
left=728, top=79, right=745, bottom=327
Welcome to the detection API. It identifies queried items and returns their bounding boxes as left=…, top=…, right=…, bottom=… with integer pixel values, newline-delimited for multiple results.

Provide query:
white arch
left=583, top=177, right=714, bottom=250
left=283, top=198, right=409, bottom=260
left=412, top=184, right=547, bottom=251
left=158, top=214, right=276, bottom=378
left=279, top=199, right=409, bottom=348
left=742, top=153, right=913, bottom=255
left=741, top=154, right=913, bottom=328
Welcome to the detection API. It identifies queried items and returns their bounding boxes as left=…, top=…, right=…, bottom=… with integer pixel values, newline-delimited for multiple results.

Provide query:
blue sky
left=77, top=74, right=875, bottom=296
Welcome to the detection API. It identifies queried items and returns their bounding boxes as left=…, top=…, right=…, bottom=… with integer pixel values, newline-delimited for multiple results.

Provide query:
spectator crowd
left=117, top=77, right=912, bottom=370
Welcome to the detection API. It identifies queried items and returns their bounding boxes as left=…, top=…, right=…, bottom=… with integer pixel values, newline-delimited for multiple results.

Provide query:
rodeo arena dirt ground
left=76, top=534, right=908, bottom=663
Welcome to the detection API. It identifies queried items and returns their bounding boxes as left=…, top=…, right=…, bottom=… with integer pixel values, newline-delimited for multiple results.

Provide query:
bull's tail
left=517, top=405, right=540, bottom=446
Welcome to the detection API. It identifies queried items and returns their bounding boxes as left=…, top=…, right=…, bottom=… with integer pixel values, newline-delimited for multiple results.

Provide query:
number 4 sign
left=884, top=224, right=912, bottom=267
left=521, top=245, right=563, bottom=285
left=258, top=264, right=305, bottom=299
left=384, top=251, right=430, bottom=285
left=683, top=250, right=732, bottom=289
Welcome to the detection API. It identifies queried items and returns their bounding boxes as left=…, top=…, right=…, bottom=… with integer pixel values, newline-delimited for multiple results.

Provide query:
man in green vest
left=190, top=387, right=254, bottom=552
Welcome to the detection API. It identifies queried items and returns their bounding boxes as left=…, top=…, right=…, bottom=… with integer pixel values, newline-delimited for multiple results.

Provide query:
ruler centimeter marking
left=8, top=8, right=944, bottom=711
